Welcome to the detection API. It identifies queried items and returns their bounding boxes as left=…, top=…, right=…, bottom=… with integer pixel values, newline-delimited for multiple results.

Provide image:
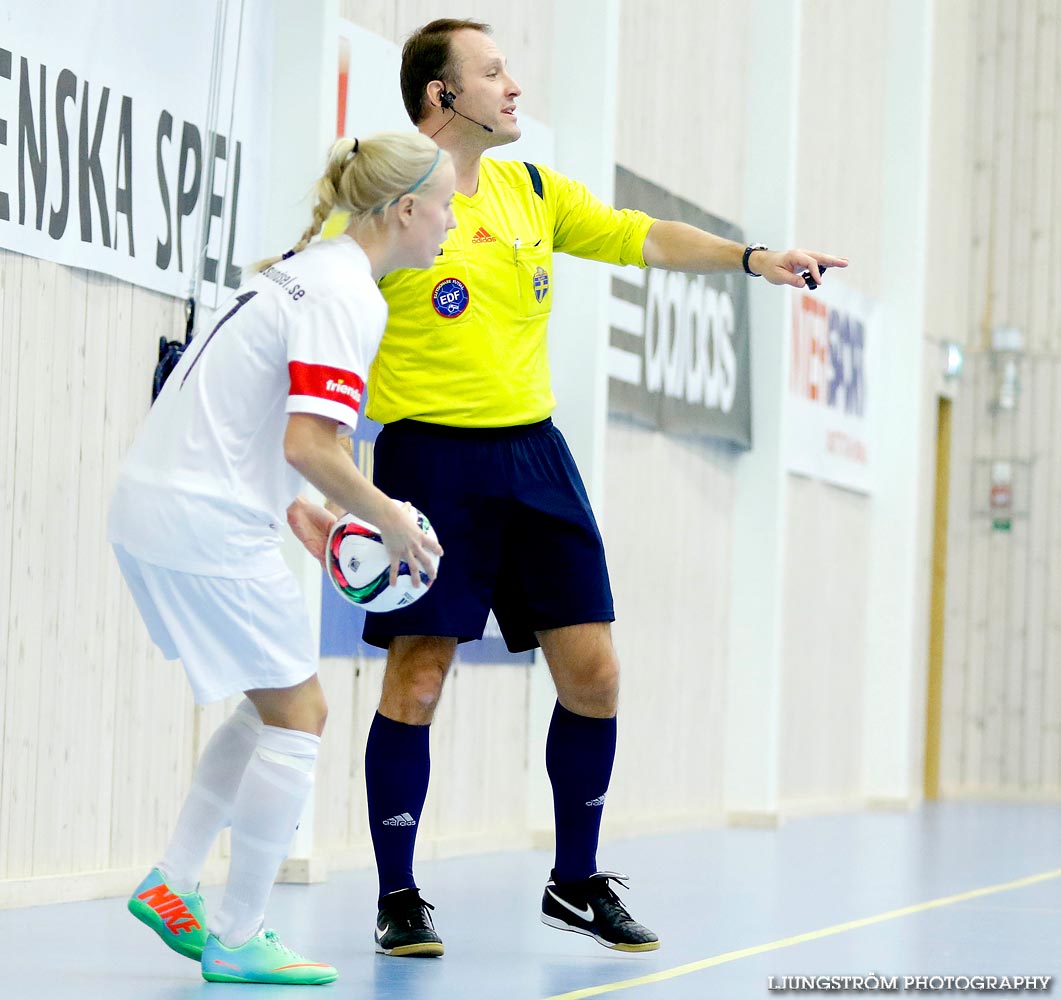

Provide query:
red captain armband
left=288, top=362, right=365, bottom=412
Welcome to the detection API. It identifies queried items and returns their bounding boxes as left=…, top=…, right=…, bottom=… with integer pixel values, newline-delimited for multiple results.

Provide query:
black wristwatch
left=743, top=243, right=768, bottom=277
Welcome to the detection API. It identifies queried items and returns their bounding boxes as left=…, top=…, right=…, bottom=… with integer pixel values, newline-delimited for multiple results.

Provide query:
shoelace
left=387, top=892, right=436, bottom=930
left=584, top=873, right=637, bottom=925
left=261, top=929, right=303, bottom=959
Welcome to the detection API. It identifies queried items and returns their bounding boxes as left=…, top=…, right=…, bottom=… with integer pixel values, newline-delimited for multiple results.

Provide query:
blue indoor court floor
left=3, top=802, right=1059, bottom=1000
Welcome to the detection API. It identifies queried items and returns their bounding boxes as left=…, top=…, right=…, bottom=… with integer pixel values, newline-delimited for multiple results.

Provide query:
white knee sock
left=159, top=698, right=262, bottom=892
left=211, top=725, right=320, bottom=948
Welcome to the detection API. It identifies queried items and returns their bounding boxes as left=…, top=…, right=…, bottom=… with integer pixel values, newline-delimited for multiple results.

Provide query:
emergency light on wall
left=942, top=341, right=963, bottom=380
left=990, top=326, right=1023, bottom=413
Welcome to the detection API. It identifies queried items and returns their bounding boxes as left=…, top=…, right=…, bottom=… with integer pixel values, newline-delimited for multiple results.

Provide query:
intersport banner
left=785, top=281, right=879, bottom=494
left=0, top=0, right=272, bottom=307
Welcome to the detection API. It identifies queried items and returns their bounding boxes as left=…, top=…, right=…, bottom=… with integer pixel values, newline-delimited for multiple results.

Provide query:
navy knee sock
left=545, top=701, right=617, bottom=883
left=365, top=712, right=431, bottom=899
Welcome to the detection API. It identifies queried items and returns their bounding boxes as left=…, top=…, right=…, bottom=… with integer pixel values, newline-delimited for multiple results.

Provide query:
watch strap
left=743, top=243, right=767, bottom=277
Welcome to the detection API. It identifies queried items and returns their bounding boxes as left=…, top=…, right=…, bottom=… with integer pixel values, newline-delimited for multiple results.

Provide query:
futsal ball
left=326, top=503, right=440, bottom=612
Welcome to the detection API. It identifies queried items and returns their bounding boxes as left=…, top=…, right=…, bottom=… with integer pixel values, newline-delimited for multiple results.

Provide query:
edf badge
left=432, top=277, right=469, bottom=317
left=533, top=266, right=549, bottom=303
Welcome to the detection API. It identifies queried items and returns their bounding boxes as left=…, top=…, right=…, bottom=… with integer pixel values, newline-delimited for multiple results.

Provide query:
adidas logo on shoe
left=472, top=226, right=497, bottom=243
left=585, top=794, right=606, bottom=807
left=382, top=812, right=417, bottom=827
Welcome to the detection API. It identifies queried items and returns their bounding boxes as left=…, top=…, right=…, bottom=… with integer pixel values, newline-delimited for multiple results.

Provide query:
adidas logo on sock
left=585, top=794, right=607, bottom=807
left=382, top=812, right=417, bottom=827
left=472, top=226, right=496, bottom=243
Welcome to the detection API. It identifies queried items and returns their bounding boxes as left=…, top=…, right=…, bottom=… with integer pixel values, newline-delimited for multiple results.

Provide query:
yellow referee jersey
left=368, top=158, right=654, bottom=427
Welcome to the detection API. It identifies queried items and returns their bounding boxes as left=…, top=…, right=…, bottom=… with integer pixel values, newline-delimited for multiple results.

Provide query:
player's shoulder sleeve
left=285, top=275, right=386, bottom=433
left=533, top=162, right=655, bottom=267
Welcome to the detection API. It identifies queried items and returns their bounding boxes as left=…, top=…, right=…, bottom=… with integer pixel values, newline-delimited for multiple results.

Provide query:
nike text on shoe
left=127, top=868, right=208, bottom=960
left=540, top=870, right=660, bottom=952
left=374, top=887, right=444, bottom=957
left=201, top=929, right=338, bottom=985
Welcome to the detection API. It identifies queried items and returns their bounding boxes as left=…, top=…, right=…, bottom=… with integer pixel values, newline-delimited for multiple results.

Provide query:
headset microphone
left=440, top=90, right=494, bottom=133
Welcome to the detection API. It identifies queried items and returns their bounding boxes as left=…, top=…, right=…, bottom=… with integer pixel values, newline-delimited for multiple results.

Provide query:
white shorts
left=112, top=543, right=318, bottom=704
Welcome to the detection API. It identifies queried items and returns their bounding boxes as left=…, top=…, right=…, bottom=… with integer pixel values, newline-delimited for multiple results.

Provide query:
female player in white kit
left=107, top=131, right=455, bottom=985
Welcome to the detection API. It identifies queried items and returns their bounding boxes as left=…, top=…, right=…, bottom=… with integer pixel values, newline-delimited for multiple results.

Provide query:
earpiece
left=435, top=87, right=493, bottom=133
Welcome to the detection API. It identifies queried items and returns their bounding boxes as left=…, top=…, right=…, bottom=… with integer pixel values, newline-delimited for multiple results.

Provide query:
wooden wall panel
left=2, top=254, right=46, bottom=879
left=72, top=267, right=118, bottom=873
left=779, top=478, right=869, bottom=809
left=1020, top=359, right=1052, bottom=788
left=314, top=659, right=362, bottom=855
left=616, top=0, right=748, bottom=225
left=962, top=1, right=999, bottom=354
left=925, top=0, right=977, bottom=346
left=1042, top=359, right=1061, bottom=789
left=938, top=1, right=1061, bottom=800
left=31, top=256, right=76, bottom=877
left=0, top=251, right=19, bottom=849
left=1052, top=2, right=1061, bottom=355
left=797, top=0, right=888, bottom=299
left=1030, top=2, right=1057, bottom=353
left=1006, top=2, right=1036, bottom=346
left=603, top=420, right=733, bottom=827
left=959, top=359, right=990, bottom=788
left=0, top=253, right=191, bottom=883
left=946, top=349, right=1061, bottom=798
left=988, top=1, right=1018, bottom=338
left=1001, top=338, right=1034, bottom=787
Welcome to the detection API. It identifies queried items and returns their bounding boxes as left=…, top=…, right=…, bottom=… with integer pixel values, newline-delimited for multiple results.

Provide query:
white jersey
left=109, top=235, right=384, bottom=577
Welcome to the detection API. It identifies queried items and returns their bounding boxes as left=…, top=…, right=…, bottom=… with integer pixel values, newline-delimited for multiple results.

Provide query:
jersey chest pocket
left=513, top=241, right=553, bottom=318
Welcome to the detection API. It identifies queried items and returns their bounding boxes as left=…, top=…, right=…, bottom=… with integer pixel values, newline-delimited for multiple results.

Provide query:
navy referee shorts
left=361, top=418, right=615, bottom=654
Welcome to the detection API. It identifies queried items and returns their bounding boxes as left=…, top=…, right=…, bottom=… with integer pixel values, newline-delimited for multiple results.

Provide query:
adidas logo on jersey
left=383, top=812, right=417, bottom=827
left=585, top=794, right=606, bottom=807
left=472, top=226, right=497, bottom=243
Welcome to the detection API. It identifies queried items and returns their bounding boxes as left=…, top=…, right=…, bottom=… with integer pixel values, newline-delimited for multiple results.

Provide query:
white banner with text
left=784, top=281, right=879, bottom=494
left=0, top=0, right=272, bottom=307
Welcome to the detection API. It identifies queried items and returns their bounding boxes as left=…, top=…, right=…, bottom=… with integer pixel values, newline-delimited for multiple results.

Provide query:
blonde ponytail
left=253, top=132, right=447, bottom=272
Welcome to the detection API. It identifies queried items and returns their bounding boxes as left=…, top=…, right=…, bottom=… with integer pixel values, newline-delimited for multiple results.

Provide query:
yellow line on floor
left=542, top=867, right=1061, bottom=1000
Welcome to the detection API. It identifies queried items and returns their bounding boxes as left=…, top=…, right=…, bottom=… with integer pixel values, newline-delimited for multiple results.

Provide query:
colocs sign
left=607, top=166, right=752, bottom=448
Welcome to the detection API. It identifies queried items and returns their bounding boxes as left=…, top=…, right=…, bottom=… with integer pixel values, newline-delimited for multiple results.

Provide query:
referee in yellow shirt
left=363, top=18, right=848, bottom=958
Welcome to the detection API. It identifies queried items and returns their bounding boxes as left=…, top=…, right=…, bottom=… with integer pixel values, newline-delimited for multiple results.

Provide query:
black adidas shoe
left=541, top=870, right=660, bottom=952
left=374, top=888, right=445, bottom=957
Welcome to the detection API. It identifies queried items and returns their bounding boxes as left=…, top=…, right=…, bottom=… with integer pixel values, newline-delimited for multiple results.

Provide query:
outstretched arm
left=641, top=220, right=848, bottom=288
